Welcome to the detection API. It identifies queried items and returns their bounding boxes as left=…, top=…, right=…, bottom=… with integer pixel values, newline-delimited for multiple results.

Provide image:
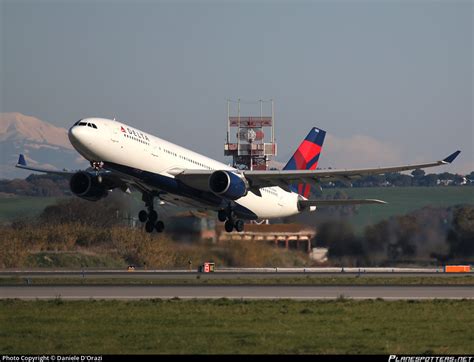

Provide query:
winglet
left=443, top=150, right=461, bottom=164
left=17, top=154, right=27, bottom=166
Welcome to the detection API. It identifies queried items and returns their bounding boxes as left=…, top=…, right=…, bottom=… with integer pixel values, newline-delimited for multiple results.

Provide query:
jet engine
left=208, top=170, right=249, bottom=200
left=69, top=171, right=108, bottom=201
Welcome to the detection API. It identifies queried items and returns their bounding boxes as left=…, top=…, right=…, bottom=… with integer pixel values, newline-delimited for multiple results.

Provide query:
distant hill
left=0, top=112, right=87, bottom=179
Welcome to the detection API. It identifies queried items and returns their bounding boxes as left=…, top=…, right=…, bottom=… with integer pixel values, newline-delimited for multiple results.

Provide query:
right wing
left=15, top=154, right=76, bottom=176
left=15, top=154, right=129, bottom=193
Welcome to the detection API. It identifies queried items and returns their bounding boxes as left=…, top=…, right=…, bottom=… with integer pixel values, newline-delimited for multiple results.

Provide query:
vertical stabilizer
left=283, top=127, right=326, bottom=198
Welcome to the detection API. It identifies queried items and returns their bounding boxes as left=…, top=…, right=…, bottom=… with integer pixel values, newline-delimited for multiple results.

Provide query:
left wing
left=243, top=150, right=461, bottom=191
left=175, top=151, right=461, bottom=193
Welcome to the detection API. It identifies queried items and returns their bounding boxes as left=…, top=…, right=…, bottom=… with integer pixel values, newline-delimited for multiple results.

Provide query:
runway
left=1, top=267, right=471, bottom=280
left=1, top=285, right=473, bottom=300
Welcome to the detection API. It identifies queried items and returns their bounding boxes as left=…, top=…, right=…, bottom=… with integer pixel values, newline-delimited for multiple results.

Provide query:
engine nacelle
left=209, top=170, right=249, bottom=200
left=69, top=171, right=108, bottom=201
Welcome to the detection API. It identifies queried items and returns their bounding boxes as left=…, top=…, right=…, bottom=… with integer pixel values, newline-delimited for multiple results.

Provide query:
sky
left=1, top=0, right=473, bottom=174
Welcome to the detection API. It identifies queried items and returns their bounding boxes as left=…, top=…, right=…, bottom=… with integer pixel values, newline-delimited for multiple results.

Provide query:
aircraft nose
left=68, top=124, right=88, bottom=147
left=68, top=125, right=80, bottom=144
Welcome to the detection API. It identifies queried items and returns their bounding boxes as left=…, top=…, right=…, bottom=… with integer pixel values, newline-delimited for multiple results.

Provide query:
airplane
left=16, top=117, right=461, bottom=233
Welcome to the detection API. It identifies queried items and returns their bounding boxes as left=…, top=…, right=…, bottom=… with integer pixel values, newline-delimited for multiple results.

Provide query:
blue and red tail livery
left=283, top=127, right=326, bottom=198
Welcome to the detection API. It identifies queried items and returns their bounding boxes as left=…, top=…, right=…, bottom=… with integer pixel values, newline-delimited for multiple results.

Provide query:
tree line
left=1, top=170, right=473, bottom=197
left=2, top=190, right=473, bottom=267
left=315, top=205, right=474, bottom=266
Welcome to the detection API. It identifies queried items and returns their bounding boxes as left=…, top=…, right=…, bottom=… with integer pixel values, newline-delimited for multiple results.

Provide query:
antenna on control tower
left=224, top=99, right=277, bottom=171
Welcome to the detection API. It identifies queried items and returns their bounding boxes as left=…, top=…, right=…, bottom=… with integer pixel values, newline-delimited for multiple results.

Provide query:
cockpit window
left=74, top=120, right=97, bottom=128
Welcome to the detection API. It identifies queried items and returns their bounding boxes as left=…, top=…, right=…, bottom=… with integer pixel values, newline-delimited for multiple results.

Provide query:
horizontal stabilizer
left=299, top=198, right=387, bottom=210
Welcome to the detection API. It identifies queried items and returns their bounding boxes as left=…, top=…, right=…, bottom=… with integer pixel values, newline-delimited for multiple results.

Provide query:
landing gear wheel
left=224, top=219, right=234, bottom=233
left=218, top=210, right=227, bottom=222
left=235, top=219, right=244, bottom=232
left=148, top=210, right=158, bottom=223
left=155, top=221, right=165, bottom=233
left=138, top=210, right=148, bottom=223
left=145, top=221, right=155, bottom=233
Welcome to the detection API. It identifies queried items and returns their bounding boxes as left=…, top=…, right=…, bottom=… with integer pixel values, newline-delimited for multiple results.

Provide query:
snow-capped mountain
left=0, top=112, right=87, bottom=179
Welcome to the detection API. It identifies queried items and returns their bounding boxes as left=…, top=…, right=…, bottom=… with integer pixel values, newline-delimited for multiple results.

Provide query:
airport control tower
left=224, top=99, right=277, bottom=171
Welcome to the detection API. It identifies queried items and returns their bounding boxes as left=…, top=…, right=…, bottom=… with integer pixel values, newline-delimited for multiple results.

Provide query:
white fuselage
left=68, top=118, right=301, bottom=219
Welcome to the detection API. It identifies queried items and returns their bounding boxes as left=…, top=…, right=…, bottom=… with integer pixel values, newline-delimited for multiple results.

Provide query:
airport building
left=216, top=223, right=316, bottom=254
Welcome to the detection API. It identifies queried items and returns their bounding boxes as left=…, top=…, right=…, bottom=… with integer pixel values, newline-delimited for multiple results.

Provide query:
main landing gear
left=218, top=208, right=245, bottom=233
left=139, top=193, right=165, bottom=233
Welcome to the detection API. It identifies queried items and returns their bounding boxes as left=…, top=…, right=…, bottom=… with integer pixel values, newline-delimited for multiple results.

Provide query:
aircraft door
left=278, top=190, right=285, bottom=207
left=110, top=124, right=123, bottom=151
left=151, top=145, right=159, bottom=159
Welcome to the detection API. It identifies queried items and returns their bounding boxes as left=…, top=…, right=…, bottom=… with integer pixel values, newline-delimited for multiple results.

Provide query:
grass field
left=0, top=196, right=64, bottom=223
left=323, top=186, right=474, bottom=232
left=0, top=299, right=473, bottom=354
left=0, top=187, right=472, bottom=227
left=27, top=251, right=125, bottom=269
